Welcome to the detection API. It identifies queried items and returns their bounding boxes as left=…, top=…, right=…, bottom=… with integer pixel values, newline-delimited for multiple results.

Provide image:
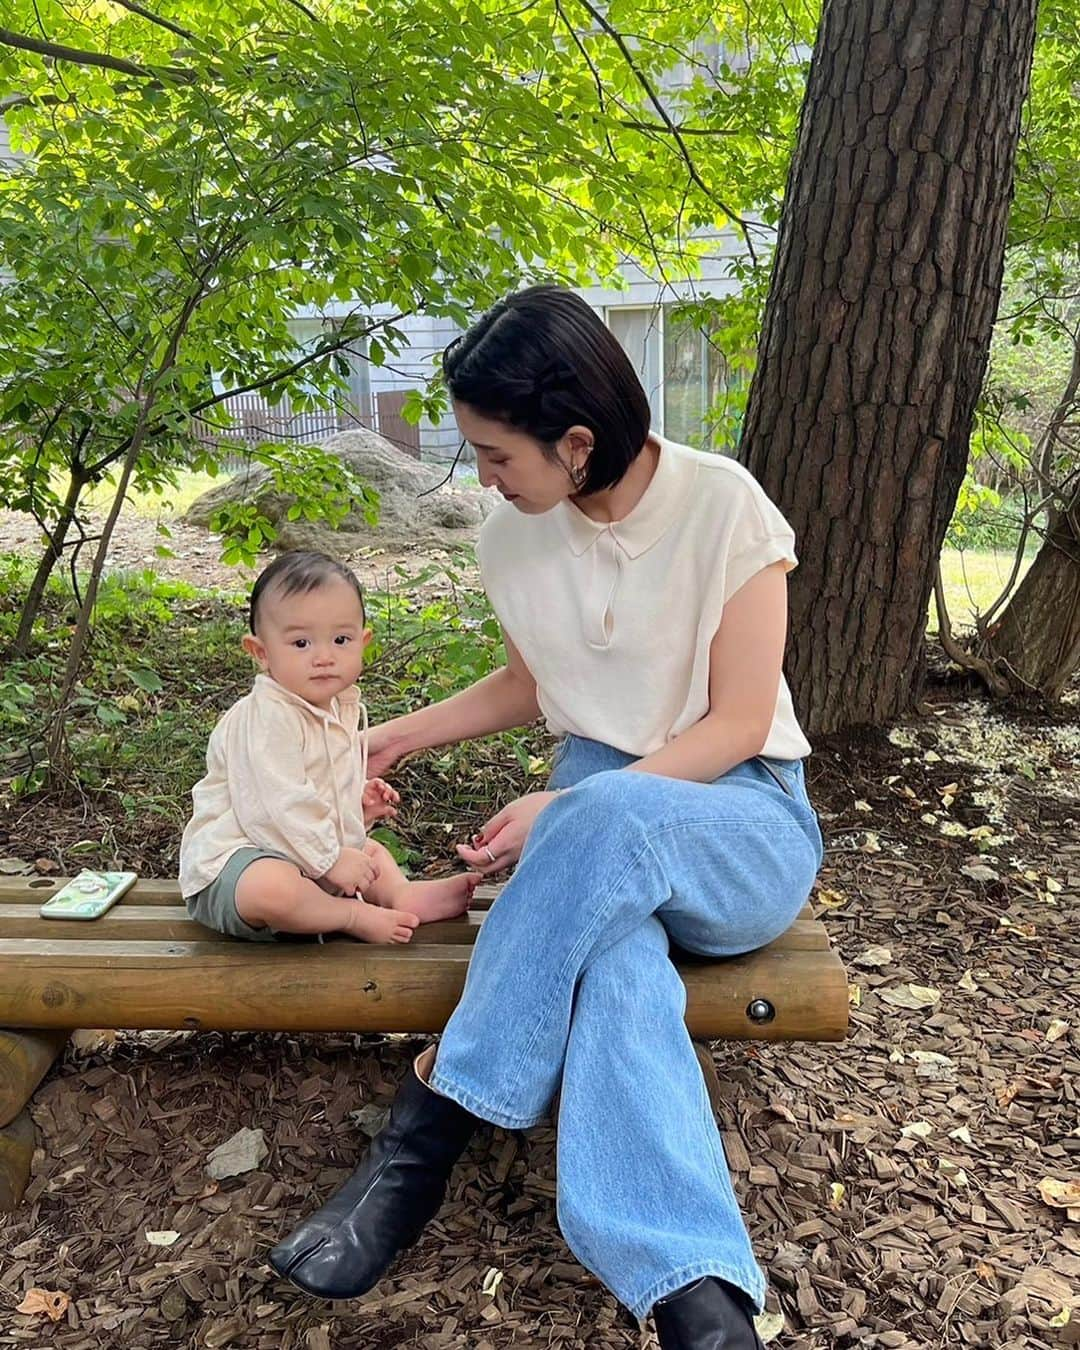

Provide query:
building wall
left=307, top=230, right=751, bottom=463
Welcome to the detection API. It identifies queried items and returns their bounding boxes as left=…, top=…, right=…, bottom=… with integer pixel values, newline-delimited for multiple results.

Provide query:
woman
left=270, top=286, right=823, bottom=1350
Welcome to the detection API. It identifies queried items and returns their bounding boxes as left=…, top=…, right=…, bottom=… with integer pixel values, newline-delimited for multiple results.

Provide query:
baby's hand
left=324, top=842, right=380, bottom=896
left=362, top=777, right=400, bottom=826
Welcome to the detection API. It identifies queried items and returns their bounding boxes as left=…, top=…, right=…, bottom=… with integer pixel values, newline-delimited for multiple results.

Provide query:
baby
left=179, top=550, right=477, bottom=943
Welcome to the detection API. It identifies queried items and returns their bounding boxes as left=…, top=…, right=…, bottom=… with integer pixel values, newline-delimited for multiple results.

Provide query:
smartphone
left=39, top=870, right=138, bottom=920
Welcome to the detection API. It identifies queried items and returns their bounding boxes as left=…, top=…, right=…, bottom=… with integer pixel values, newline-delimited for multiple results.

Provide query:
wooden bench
left=0, top=875, right=848, bottom=1209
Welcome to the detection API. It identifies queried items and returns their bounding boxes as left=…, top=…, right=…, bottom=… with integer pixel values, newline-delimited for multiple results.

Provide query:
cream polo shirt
left=178, top=674, right=368, bottom=898
left=476, top=436, right=812, bottom=761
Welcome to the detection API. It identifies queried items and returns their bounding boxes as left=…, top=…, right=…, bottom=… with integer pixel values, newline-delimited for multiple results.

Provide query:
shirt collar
left=555, top=436, right=690, bottom=559
left=254, top=673, right=361, bottom=730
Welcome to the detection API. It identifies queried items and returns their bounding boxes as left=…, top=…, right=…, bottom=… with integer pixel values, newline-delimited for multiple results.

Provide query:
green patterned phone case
left=39, top=870, right=138, bottom=920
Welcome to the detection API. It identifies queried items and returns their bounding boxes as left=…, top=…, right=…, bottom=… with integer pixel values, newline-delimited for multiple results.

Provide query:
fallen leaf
left=15, top=1288, right=69, bottom=1322
left=70, top=1028, right=118, bottom=1055
left=854, top=945, right=892, bottom=968
left=145, top=1230, right=180, bottom=1246
left=206, top=1127, right=268, bottom=1180
left=481, top=1267, right=503, bottom=1297
left=960, top=862, right=999, bottom=883
left=938, top=1159, right=969, bottom=1185
left=880, top=983, right=941, bottom=1010
left=948, top=1126, right=974, bottom=1146
left=848, top=983, right=862, bottom=1008
left=924, top=750, right=941, bottom=762
left=34, top=857, right=59, bottom=874
left=754, top=1311, right=785, bottom=1342
left=909, top=1050, right=956, bottom=1080
left=957, top=970, right=979, bottom=993
left=1045, top=877, right=1063, bottom=894
left=1046, top=1019, right=1070, bottom=1043
left=1038, top=1177, right=1080, bottom=1210
left=900, top=1121, right=933, bottom=1139
left=816, top=888, right=848, bottom=909
left=0, top=857, right=33, bottom=875
left=854, top=799, right=872, bottom=813
left=829, top=1182, right=845, bottom=1208
left=1049, top=1307, right=1072, bottom=1328
left=997, top=1080, right=1021, bottom=1107
left=348, top=1104, right=391, bottom=1138
left=859, top=831, right=882, bottom=853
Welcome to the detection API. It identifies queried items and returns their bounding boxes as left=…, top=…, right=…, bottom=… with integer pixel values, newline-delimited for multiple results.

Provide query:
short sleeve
left=723, top=475, right=798, bottom=602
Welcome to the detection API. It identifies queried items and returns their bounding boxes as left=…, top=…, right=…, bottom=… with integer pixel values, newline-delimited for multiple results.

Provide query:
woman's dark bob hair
left=442, top=285, right=651, bottom=495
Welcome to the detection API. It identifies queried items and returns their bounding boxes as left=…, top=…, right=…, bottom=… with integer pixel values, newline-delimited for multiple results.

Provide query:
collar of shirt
left=254, top=673, right=361, bottom=732
left=554, top=436, right=692, bottom=560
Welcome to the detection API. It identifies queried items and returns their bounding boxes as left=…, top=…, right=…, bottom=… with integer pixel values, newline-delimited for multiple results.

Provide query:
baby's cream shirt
left=179, top=674, right=368, bottom=898
left=477, top=436, right=812, bottom=761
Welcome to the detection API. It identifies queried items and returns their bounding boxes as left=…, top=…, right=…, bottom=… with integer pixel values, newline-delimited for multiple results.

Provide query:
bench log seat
left=0, top=874, right=848, bottom=1208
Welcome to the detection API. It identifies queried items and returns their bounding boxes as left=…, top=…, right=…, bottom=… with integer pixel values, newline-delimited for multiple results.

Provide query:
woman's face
left=453, top=401, right=589, bottom=515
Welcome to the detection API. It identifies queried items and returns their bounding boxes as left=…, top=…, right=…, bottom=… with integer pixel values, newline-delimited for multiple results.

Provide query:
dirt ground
left=1, top=512, right=1078, bottom=1350
left=0, top=508, right=464, bottom=595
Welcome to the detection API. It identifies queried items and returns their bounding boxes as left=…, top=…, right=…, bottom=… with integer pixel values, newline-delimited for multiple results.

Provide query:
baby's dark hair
left=248, top=551, right=365, bottom=634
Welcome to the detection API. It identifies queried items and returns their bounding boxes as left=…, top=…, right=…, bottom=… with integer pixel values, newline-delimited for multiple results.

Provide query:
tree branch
left=107, top=0, right=197, bottom=44
left=281, top=0, right=321, bottom=23
left=0, top=24, right=195, bottom=82
left=569, top=0, right=756, bottom=262
left=189, top=314, right=407, bottom=415
left=933, top=563, right=1010, bottom=697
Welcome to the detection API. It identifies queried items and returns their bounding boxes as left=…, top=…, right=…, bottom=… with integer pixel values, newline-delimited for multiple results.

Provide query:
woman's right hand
left=366, top=721, right=410, bottom=778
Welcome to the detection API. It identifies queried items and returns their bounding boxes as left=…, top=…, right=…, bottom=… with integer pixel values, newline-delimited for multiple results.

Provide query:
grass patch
left=932, top=546, right=1034, bottom=634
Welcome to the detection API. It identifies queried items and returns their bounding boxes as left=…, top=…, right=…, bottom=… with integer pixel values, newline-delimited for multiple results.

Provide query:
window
left=287, top=318, right=370, bottom=422
left=606, top=304, right=747, bottom=451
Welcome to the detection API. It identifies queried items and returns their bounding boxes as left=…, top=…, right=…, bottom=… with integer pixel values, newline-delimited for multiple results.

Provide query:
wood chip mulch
left=2, top=687, right=1077, bottom=1349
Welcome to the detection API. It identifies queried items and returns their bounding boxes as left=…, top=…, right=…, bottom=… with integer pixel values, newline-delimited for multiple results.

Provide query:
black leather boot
left=269, top=1049, right=478, bottom=1298
left=653, top=1277, right=765, bottom=1350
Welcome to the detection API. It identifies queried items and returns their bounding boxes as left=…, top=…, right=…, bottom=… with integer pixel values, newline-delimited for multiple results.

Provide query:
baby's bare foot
left=397, top=873, right=479, bottom=923
left=342, top=900, right=419, bottom=944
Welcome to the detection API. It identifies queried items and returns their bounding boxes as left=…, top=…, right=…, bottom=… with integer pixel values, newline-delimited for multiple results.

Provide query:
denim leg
left=429, top=763, right=820, bottom=1127
left=556, top=919, right=766, bottom=1318
left=429, top=750, right=821, bottom=1313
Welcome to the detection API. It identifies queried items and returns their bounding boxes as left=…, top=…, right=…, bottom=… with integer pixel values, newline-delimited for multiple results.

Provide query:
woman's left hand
left=455, top=791, right=560, bottom=874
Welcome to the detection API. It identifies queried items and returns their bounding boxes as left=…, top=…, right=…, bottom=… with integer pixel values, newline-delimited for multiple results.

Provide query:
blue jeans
left=429, top=737, right=824, bottom=1318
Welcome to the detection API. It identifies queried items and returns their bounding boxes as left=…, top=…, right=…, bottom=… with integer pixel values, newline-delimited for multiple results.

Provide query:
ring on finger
left=483, top=846, right=496, bottom=864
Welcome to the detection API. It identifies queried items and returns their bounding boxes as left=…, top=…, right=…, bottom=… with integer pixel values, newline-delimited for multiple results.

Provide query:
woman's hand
left=455, top=791, right=560, bottom=874
left=366, top=721, right=410, bottom=778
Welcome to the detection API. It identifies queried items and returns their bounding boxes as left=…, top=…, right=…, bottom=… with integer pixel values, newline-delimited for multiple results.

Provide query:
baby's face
left=244, top=577, right=371, bottom=709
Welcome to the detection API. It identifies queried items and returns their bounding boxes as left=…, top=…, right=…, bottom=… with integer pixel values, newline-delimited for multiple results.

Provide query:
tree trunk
left=10, top=471, right=86, bottom=658
left=987, top=486, right=1080, bottom=700
left=45, top=440, right=143, bottom=778
left=739, top=0, right=1038, bottom=735
left=987, top=327, right=1080, bottom=699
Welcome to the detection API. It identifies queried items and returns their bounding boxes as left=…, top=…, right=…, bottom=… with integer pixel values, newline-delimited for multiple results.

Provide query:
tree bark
left=987, top=484, right=1080, bottom=699
left=739, top=0, right=1039, bottom=735
left=987, top=328, right=1080, bottom=699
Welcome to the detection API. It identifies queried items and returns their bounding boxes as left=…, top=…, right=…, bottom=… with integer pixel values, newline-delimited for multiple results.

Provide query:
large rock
left=185, top=428, right=491, bottom=554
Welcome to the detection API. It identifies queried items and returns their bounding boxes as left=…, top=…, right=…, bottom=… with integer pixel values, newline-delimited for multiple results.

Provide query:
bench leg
left=0, top=1029, right=69, bottom=1128
left=693, top=1038, right=724, bottom=1119
left=0, top=1110, right=36, bottom=1211
left=0, top=1029, right=69, bottom=1210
